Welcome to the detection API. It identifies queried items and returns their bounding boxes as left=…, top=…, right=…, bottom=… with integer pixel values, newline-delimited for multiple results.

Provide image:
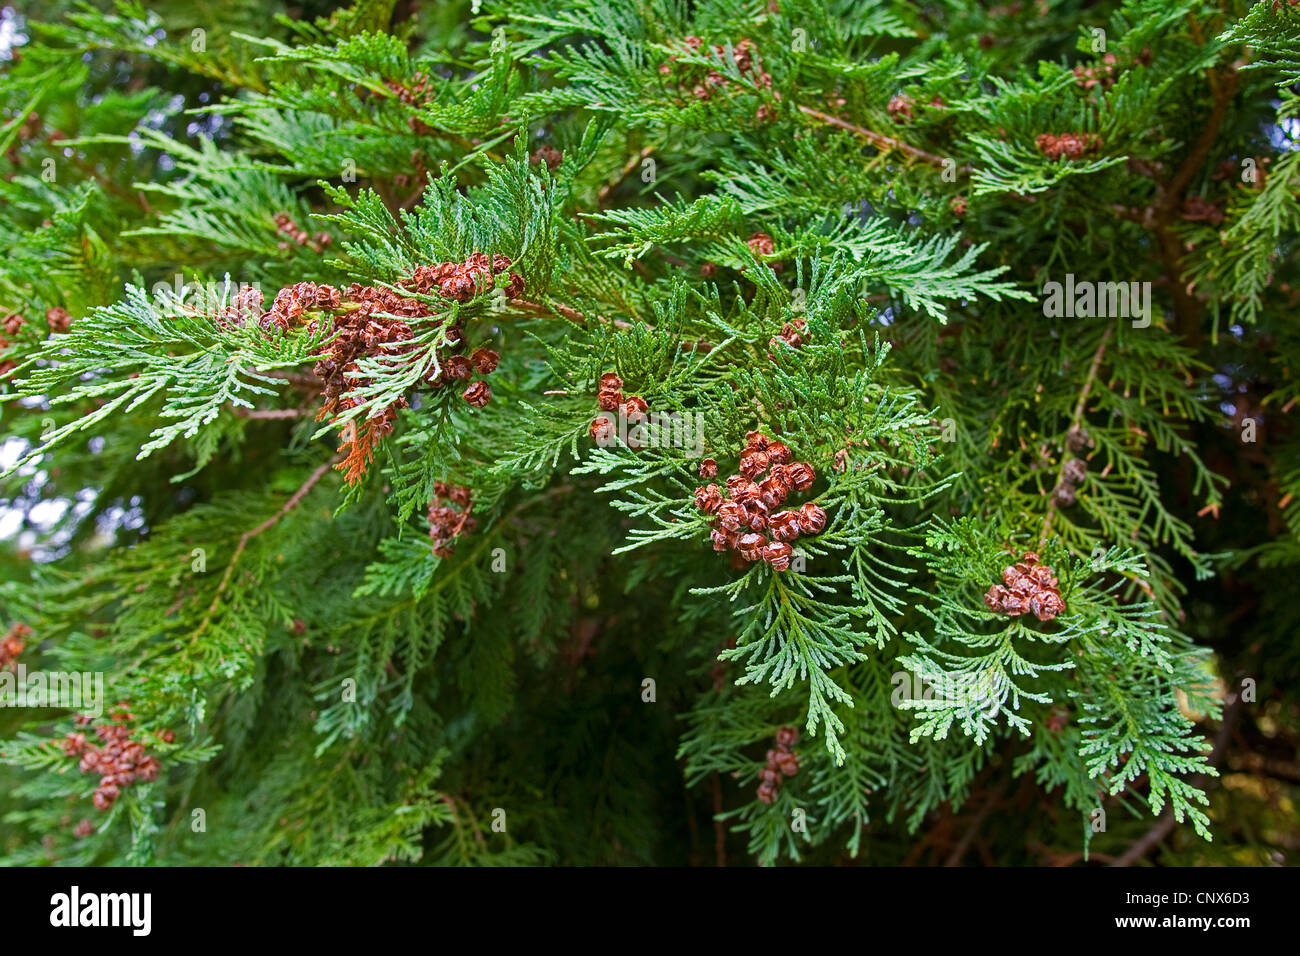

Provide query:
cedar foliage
left=0, top=0, right=1298, bottom=866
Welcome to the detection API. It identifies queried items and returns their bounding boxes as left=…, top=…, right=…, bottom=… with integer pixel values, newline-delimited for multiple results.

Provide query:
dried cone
left=764, top=541, right=793, bottom=570
left=797, top=502, right=826, bottom=534
left=756, top=726, right=800, bottom=803
left=694, top=484, right=723, bottom=514
left=737, top=532, right=768, bottom=562
left=715, top=501, right=746, bottom=533
left=985, top=553, right=1065, bottom=622
left=591, top=416, right=615, bottom=445
left=462, top=381, right=492, bottom=408
left=787, top=462, right=815, bottom=492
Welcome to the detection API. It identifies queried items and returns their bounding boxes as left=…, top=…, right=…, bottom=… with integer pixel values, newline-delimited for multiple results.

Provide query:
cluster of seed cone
left=428, top=481, right=477, bottom=558
left=886, top=93, right=945, bottom=124
left=272, top=211, right=330, bottom=253
left=983, top=552, right=1065, bottom=622
left=0, top=622, right=30, bottom=671
left=757, top=726, right=799, bottom=805
left=382, top=72, right=438, bottom=133
left=234, top=255, right=519, bottom=483
left=589, top=372, right=651, bottom=449
left=769, top=316, right=807, bottom=351
left=0, top=308, right=72, bottom=377
left=1035, top=132, right=1102, bottom=161
left=659, top=36, right=778, bottom=122
left=60, top=708, right=172, bottom=812
left=1053, top=424, right=1093, bottom=507
left=694, top=431, right=824, bottom=571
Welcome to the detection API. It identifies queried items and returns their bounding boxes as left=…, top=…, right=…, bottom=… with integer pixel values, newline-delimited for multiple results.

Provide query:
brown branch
left=1039, top=326, right=1112, bottom=547
left=943, top=788, right=1001, bottom=866
left=797, top=105, right=966, bottom=172
left=598, top=145, right=655, bottom=207
left=1110, top=692, right=1242, bottom=867
left=1156, top=70, right=1239, bottom=217
left=230, top=407, right=306, bottom=420
left=1129, top=67, right=1238, bottom=345
left=194, top=460, right=335, bottom=639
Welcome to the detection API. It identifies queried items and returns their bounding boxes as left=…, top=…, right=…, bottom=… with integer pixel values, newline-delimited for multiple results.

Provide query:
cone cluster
left=983, top=552, right=1065, bottom=622
left=231, top=255, right=517, bottom=483
left=694, top=431, right=825, bottom=571
left=590, top=373, right=651, bottom=450
left=757, top=726, right=800, bottom=805
left=0, top=622, right=30, bottom=671
left=1035, top=132, right=1101, bottom=161
left=61, top=707, right=170, bottom=812
left=428, top=482, right=477, bottom=558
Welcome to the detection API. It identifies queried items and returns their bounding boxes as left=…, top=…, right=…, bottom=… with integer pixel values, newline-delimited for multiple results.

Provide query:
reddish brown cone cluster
left=983, top=552, right=1065, bottom=622
left=744, top=232, right=784, bottom=275
left=769, top=317, right=807, bottom=351
left=1, top=622, right=31, bottom=671
left=695, top=431, right=824, bottom=571
left=757, top=726, right=799, bottom=804
left=60, top=707, right=168, bottom=812
left=428, top=482, right=476, bottom=558
left=1053, top=425, right=1093, bottom=507
left=272, top=212, right=330, bottom=253
left=1073, top=53, right=1118, bottom=91
left=659, top=37, right=778, bottom=122
left=46, top=307, right=72, bottom=333
left=746, top=232, right=775, bottom=256
left=384, top=72, right=435, bottom=106
left=1035, top=132, right=1101, bottom=161
left=887, top=94, right=914, bottom=123
left=530, top=145, right=563, bottom=170
left=382, top=72, right=438, bottom=133
left=885, top=93, right=946, bottom=124
left=589, top=373, right=651, bottom=450
left=240, top=255, right=519, bottom=484
left=1073, top=48, right=1150, bottom=91
left=403, top=252, right=524, bottom=305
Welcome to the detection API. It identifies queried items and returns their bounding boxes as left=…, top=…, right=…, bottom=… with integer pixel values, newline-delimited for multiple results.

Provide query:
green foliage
left=0, top=0, right=1296, bottom=867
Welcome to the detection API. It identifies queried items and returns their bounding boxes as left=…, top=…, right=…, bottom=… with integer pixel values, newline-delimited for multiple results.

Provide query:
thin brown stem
left=1110, top=692, right=1242, bottom=867
left=598, top=145, right=655, bottom=207
left=1039, top=326, right=1112, bottom=547
left=797, top=105, right=966, bottom=172
left=194, top=460, right=335, bottom=639
left=230, top=407, right=306, bottom=420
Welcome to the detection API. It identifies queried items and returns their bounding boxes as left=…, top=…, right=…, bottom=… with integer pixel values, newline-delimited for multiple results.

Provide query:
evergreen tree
left=0, top=0, right=1297, bottom=866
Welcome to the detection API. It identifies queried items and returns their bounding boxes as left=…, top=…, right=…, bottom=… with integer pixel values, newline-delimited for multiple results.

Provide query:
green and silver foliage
left=0, top=0, right=1295, bottom=866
